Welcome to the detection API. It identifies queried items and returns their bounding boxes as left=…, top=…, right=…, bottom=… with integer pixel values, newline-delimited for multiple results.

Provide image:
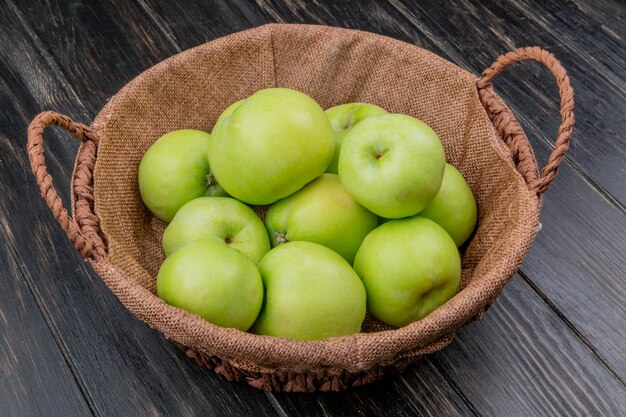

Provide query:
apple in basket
left=208, top=88, right=335, bottom=205
left=324, top=103, right=388, bottom=174
left=418, top=163, right=478, bottom=247
left=251, top=241, right=367, bottom=340
left=264, top=173, right=377, bottom=264
left=378, top=163, right=478, bottom=247
left=162, top=196, right=270, bottom=264
left=157, top=239, right=264, bottom=331
left=354, top=217, right=461, bottom=327
left=338, top=114, right=446, bottom=218
left=138, top=129, right=227, bottom=222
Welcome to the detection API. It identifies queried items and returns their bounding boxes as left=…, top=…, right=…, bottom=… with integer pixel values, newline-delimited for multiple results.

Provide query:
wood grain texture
left=0, top=223, right=94, bottom=417
left=268, top=359, right=476, bottom=417
left=521, top=161, right=626, bottom=373
left=0, top=1, right=277, bottom=416
left=571, top=0, right=625, bottom=38
left=433, top=275, right=626, bottom=417
left=14, top=0, right=174, bottom=109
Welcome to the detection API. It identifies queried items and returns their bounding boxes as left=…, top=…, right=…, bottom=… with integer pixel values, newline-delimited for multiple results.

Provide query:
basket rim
left=84, top=23, right=541, bottom=373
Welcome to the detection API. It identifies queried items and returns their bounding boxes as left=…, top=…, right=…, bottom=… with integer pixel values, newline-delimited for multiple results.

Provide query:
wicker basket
left=27, top=24, right=574, bottom=392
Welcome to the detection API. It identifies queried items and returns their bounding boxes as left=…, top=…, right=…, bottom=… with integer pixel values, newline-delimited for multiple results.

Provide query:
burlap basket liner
left=27, top=24, right=574, bottom=392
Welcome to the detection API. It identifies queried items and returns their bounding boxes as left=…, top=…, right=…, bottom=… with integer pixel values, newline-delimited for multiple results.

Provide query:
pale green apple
left=138, top=129, right=226, bottom=222
left=209, top=88, right=334, bottom=205
left=419, top=163, right=477, bottom=246
left=264, top=174, right=377, bottom=264
left=354, top=217, right=461, bottom=327
left=157, top=239, right=263, bottom=331
left=251, top=241, right=366, bottom=340
left=162, top=196, right=270, bottom=263
left=324, top=103, right=388, bottom=174
left=338, top=114, right=445, bottom=218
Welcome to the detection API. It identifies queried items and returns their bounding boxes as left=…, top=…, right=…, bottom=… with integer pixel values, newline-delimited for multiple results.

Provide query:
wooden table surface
left=1, top=1, right=624, bottom=416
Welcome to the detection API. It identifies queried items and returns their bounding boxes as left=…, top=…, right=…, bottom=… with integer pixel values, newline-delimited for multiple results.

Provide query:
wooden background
left=0, top=0, right=624, bottom=416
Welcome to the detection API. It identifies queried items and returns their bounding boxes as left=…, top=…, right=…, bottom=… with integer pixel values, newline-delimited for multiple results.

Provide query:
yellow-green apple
left=419, top=163, right=477, bottom=246
left=264, top=174, right=377, bottom=264
left=209, top=88, right=334, bottom=204
left=157, top=239, right=263, bottom=331
left=251, top=241, right=366, bottom=340
left=338, top=114, right=445, bottom=218
left=162, top=197, right=270, bottom=264
left=324, top=103, right=388, bottom=174
left=138, top=129, right=226, bottom=222
left=354, top=217, right=461, bottom=327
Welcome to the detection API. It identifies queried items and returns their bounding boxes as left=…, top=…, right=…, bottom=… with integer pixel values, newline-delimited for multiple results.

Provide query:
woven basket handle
left=27, top=111, right=106, bottom=261
left=477, top=47, right=575, bottom=194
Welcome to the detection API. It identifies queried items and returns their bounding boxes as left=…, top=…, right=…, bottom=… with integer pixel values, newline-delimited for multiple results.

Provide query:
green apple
left=419, top=163, right=477, bottom=246
left=157, top=239, right=263, bottom=331
left=354, top=217, right=461, bottom=327
left=251, top=241, right=366, bottom=340
left=324, top=103, right=388, bottom=174
left=138, top=129, right=227, bottom=222
left=209, top=88, right=334, bottom=205
left=162, top=196, right=270, bottom=263
left=216, top=99, right=245, bottom=124
left=264, top=174, right=377, bottom=264
left=338, top=114, right=445, bottom=218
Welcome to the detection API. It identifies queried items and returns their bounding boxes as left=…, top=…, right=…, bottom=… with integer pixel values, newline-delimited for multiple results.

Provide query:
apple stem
left=275, top=232, right=287, bottom=245
left=206, top=172, right=218, bottom=187
left=344, top=110, right=357, bottom=129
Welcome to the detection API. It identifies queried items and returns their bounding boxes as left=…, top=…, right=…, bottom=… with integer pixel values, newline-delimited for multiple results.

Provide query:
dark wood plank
left=510, top=0, right=626, bottom=82
left=0, top=6, right=97, bottom=415
left=0, top=231, right=94, bottom=417
left=434, top=275, right=626, bottom=416
left=137, top=0, right=270, bottom=43
left=571, top=0, right=625, bottom=38
left=14, top=0, right=174, bottom=110
left=0, top=1, right=278, bottom=416
left=269, top=360, right=476, bottom=417
left=521, top=161, right=626, bottom=373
